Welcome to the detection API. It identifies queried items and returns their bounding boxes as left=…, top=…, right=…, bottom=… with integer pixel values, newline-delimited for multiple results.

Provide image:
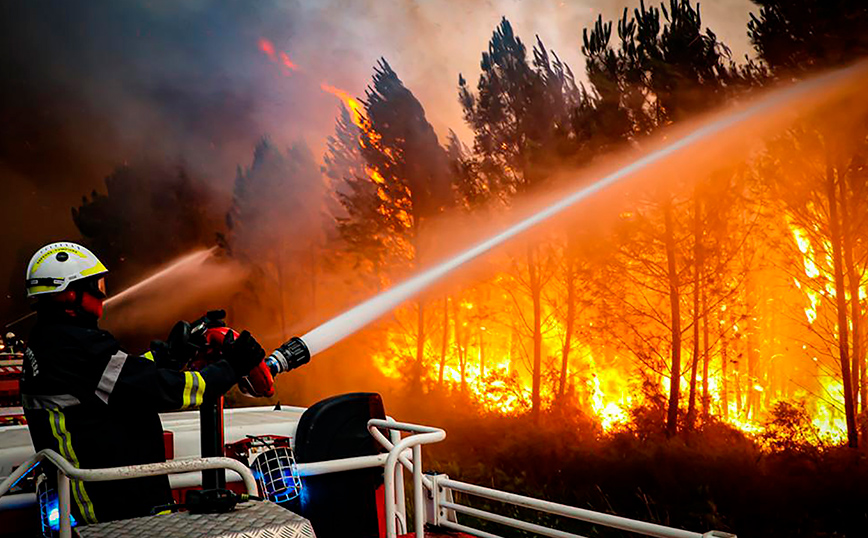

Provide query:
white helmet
left=26, top=242, right=108, bottom=298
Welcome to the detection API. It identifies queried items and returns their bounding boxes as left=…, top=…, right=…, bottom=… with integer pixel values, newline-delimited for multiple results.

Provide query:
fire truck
left=0, top=328, right=735, bottom=538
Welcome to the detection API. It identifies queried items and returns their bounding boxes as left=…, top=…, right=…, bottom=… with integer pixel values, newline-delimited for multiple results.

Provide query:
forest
left=59, top=1, right=868, bottom=535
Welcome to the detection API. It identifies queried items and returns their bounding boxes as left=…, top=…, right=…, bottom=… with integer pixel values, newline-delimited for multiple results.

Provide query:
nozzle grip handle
left=265, top=337, right=311, bottom=376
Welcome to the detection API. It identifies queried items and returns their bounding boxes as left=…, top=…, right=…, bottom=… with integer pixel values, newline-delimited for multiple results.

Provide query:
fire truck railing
left=0, top=449, right=258, bottom=538
left=368, top=418, right=446, bottom=538
left=366, top=419, right=736, bottom=538
left=427, top=475, right=736, bottom=538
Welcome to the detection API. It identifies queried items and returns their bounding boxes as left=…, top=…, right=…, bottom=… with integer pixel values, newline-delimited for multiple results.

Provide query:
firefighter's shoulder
left=35, top=323, right=119, bottom=357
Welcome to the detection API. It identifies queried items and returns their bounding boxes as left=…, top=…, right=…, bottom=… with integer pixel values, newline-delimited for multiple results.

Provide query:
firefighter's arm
left=97, top=331, right=265, bottom=412
left=104, top=355, right=239, bottom=412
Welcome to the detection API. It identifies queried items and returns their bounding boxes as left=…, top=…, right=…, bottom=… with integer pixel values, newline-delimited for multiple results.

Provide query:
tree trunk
left=735, top=360, right=743, bottom=418
left=702, top=287, right=710, bottom=421
left=745, top=269, right=760, bottom=420
left=416, top=298, right=426, bottom=386
left=862, top=308, right=867, bottom=415
left=686, top=283, right=700, bottom=430
left=721, top=324, right=729, bottom=421
left=686, top=194, right=701, bottom=430
left=827, top=159, right=859, bottom=448
left=529, top=245, right=543, bottom=421
left=664, top=201, right=682, bottom=437
left=840, top=169, right=861, bottom=413
left=479, top=328, right=486, bottom=378
left=452, top=299, right=467, bottom=393
left=559, top=255, right=576, bottom=400
left=439, top=295, right=449, bottom=386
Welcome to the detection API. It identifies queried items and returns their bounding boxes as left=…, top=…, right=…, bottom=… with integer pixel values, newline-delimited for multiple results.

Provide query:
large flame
left=362, top=217, right=854, bottom=444
left=320, top=83, right=367, bottom=129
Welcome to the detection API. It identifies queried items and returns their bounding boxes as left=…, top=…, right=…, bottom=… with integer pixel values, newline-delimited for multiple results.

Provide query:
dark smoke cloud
left=0, top=0, right=754, bottom=325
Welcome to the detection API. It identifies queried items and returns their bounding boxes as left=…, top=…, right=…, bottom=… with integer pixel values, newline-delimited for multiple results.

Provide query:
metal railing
left=368, top=418, right=446, bottom=538
left=366, top=419, right=736, bottom=538
left=428, top=475, right=736, bottom=538
left=0, top=449, right=257, bottom=538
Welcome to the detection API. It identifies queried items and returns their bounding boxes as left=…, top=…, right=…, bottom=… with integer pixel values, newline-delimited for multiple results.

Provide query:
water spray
left=106, top=247, right=218, bottom=307
left=265, top=62, right=868, bottom=375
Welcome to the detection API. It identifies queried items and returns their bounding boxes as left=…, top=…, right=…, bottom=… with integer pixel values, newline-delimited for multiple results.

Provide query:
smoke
left=0, top=0, right=755, bottom=324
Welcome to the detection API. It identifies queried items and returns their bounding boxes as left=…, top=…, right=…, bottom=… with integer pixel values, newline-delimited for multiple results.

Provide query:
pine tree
left=222, top=139, right=325, bottom=338
left=749, top=0, right=868, bottom=448
left=580, top=0, right=739, bottom=436
left=73, top=162, right=218, bottom=288
left=460, top=18, right=582, bottom=419
left=332, top=60, right=454, bottom=384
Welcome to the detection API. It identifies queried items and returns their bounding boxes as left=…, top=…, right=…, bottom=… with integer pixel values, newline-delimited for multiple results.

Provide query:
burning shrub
left=759, top=400, right=826, bottom=453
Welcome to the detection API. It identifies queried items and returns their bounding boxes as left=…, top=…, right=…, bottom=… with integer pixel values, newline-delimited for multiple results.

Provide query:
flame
left=791, top=225, right=823, bottom=323
left=321, top=83, right=367, bottom=129
left=811, top=377, right=847, bottom=444
left=321, top=85, right=851, bottom=447
left=258, top=38, right=276, bottom=60
left=258, top=37, right=298, bottom=74
left=279, top=51, right=298, bottom=71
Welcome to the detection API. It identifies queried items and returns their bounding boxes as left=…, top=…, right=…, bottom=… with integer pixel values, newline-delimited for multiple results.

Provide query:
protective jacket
left=21, top=311, right=239, bottom=524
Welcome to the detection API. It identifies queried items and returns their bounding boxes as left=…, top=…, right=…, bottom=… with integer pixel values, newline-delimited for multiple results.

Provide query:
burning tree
left=749, top=0, right=868, bottom=448
left=459, top=19, right=585, bottom=420
left=301, top=0, right=868, bottom=444
left=580, top=0, right=741, bottom=436
left=328, top=60, right=454, bottom=386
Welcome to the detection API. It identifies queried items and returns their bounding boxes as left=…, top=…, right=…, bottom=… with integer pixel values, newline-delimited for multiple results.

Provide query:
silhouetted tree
left=748, top=0, right=868, bottom=74
left=73, top=162, right=218, bottom=289
left=581, top=0, right=739, bottom=436
left=460, top=19, right=588, bottom=419
left=334, top=60, right=454, bottom=384
left=324, top=104, right=388, bottom=283
left=222, top=139, right=325, bottom=338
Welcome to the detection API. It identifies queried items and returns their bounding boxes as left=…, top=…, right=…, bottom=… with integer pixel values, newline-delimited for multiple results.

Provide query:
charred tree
left=687, top=192, right=702, bottom=430
left=439, top=295, right=449, bottom=386
left=701, top=286, right=711, bottom=420
left=827, top=158, right=859, bottom=448
left=559, top=252, right=577, bottom=400
left=664, top=200, right=682, bottom=437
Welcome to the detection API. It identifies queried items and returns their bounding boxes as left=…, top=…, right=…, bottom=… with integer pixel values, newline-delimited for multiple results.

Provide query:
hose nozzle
left=265, top=337, right=311, bottom=376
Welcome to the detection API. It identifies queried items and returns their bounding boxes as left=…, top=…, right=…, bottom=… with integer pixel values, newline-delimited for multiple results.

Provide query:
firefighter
left=20, top=242, right=265, bottom=524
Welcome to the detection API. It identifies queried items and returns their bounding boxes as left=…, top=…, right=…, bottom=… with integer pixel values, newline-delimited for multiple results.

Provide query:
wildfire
left=787, top=221, right=849, bottom=442
left=367, top=237, right=850, bottom=445
left=323, top=83, right=849, bottom=447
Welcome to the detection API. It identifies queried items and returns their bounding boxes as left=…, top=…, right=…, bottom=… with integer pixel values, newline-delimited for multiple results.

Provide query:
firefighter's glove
left=223, top=330, right=265, bottom=379
left=151, top=320, right=199, bottom=370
